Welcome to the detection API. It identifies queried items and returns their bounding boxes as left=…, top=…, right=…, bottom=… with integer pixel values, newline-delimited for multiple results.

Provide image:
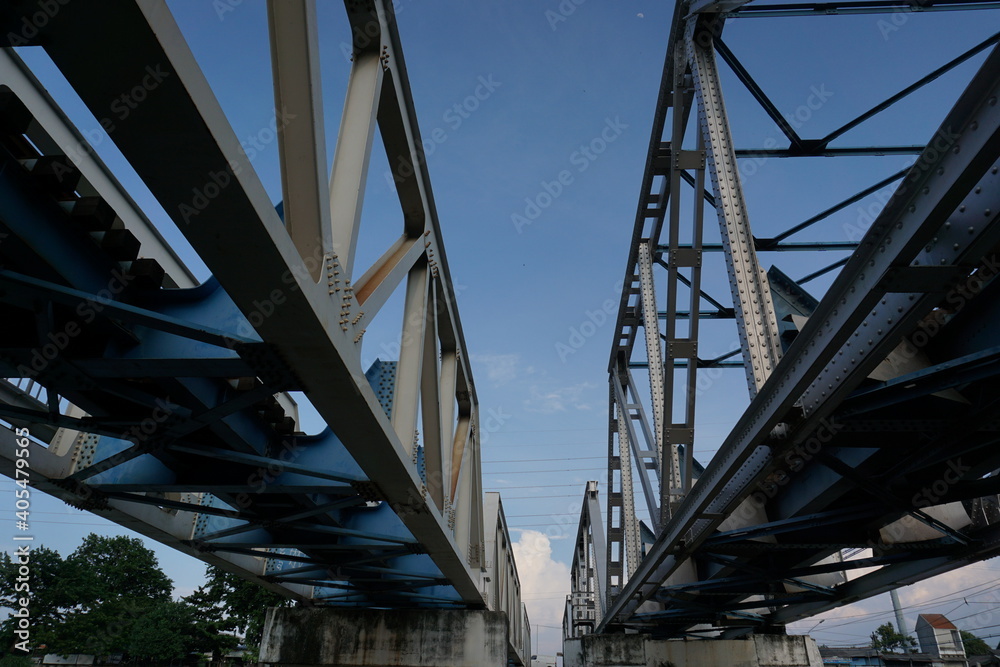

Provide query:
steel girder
left=565, top=482, right=609, bottom=638
left=0, top=2, right=528, bottom=659
left=588, top=0, right=1000, bottom=639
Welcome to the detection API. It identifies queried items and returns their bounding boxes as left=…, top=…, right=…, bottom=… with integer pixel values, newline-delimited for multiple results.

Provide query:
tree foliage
left=961, top=630, right=992, bottom=656
left=188, top=565, right=292, bottom=660
left=0, top=544, right=76, bottom=650
left=870, top=622, right=918, bottom=653
left=1, top=533, right=291, bottom=662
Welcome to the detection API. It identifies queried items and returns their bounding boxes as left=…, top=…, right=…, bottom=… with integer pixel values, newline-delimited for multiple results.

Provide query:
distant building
left=531, top=655, right=558, bottom=667
left=820, top=646, right=971, bottom=667
left=915, top=613, right=967, bottom=663
left=819, top=646, right=884, bottom=665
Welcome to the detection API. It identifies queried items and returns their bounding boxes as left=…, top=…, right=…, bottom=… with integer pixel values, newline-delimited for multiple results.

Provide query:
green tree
left=1, top=534, right=283, bottom=662
left=122, top=599, right=200, bottom=662
left=961, top=630, right=992, bottom=656
left=66, top=533, right=173, bottom=605
left=0, top=655, right=32, bottom=667
left=0, top=545, right=78, bottom=652
left=870, top=622, right=918, bottom=653
left=182, top=584, right=239, bottom=659
left=189, top=565, right=292, bottom=660
left=55, top=534, right=173, bottom=658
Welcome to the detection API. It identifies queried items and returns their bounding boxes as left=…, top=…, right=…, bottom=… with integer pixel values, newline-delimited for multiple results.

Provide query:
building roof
left=820, top=647, right=879, bottom=657
left=917, top=613, right=958, bottom=630
left=818, top=647, right=937, bottom=663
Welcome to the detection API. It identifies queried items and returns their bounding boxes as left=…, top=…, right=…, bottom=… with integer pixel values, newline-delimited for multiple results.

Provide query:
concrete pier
left=563, top=633, right=823, bottom=667
left=259, top=607, right=511, bottom=667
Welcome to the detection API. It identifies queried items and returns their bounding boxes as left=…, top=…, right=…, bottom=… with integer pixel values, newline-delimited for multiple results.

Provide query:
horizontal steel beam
left=727, top=0, right=1000, bottom=18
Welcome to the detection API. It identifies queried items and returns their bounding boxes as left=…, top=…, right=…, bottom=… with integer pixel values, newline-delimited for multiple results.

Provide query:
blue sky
left=4, top=0, right=1000, bottom=657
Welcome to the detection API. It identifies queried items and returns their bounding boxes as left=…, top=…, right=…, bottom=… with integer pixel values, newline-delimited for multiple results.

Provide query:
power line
left=801, top=577, right=1000, bottom=639
left=483, top=456, right=606, bottom=464
left=484, top=466, right=605, bottom=474
left=485, top=483, right=592, bottom=490
left=494, top=494, right=588, bottom=500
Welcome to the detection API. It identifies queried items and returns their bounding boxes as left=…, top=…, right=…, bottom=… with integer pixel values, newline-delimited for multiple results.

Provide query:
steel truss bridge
left=1, top=0, right=1000, bottom=660
left=566, top=0, right=1000, bottom=642
left=0, top=0, right=528, bottom=664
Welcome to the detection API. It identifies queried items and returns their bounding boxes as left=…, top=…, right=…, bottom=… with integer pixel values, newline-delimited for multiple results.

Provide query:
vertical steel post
left=267, top=0, right=332, bottom=281
left=687, top=17, right=781, bottom=397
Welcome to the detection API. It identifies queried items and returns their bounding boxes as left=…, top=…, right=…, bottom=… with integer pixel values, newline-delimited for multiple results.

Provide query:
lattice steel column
left=615, top=388, right=640, bottom=581
left=619, top=370, right=662, bottom=530
left=638, top=241, right=666, bottom=463
left=567, top=482, right=607, bottom=638
left=687, top=18, right=781, bottom=397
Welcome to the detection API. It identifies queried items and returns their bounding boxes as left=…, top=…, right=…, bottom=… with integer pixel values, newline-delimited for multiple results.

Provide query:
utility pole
left=891, top=588, right=908, bottom=638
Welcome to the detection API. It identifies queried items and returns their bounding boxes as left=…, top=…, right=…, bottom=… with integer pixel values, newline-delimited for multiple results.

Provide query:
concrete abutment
left=259, top=607, right=511, bottom=667
left=563, top=633, right=824, bottom=667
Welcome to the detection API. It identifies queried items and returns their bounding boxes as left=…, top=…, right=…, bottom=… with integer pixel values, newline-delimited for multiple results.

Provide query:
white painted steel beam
left=615, top=392, right=640, bottom=581
left=392, top=260, right=429, bottom=453
left=328, top=50, right=383, bottom=279
left=421, top=282, right=445, bottom=510
left=267, top=0, right=332, bottom=281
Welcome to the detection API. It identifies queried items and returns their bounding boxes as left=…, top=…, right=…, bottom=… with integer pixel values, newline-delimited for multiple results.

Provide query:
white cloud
left=525, top=382, right=597, bottom=413
left=513, top=530, right=571, bottom=656
left=471, top=352, right=522, bottom=384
